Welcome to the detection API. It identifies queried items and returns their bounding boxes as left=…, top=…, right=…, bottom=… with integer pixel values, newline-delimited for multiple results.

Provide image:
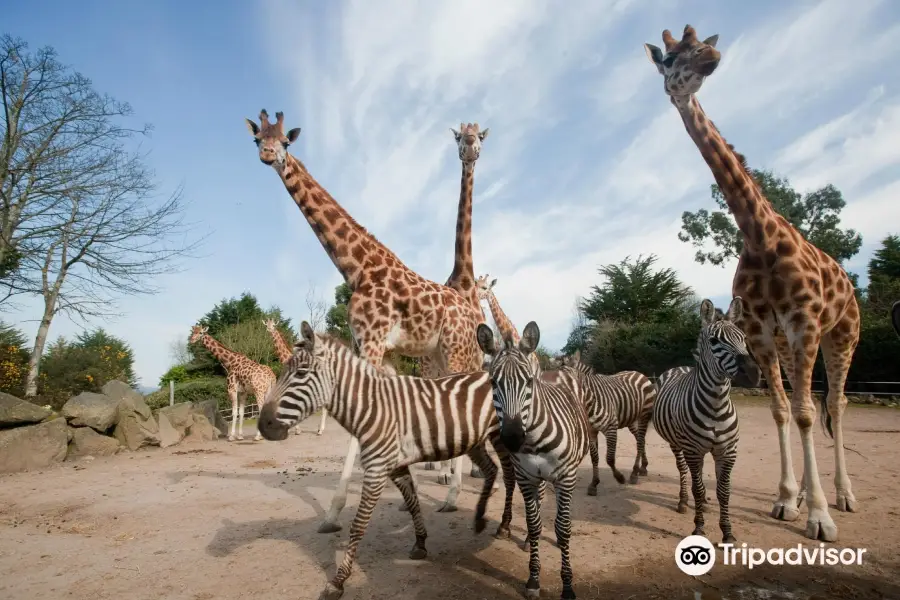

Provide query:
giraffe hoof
left=317, top=521, right=343, bottom=534
left=771, top=501, right=802, bottom=522
left=586, top=485, right=597, bottom=497
left=316, top=431, right=324, bottom=436
left=236, top=435, right=244, bottom=441
left=806, top=510, right=838, bottom=542
left=836, top=493, right=858, bottom=513
left=676, top=502, right=688, bottom=514
left=436, top=474, right=452, bottom=485
left=227, top=435, right=236, bottom=442
left=469, top=466, right=484, bottom=478
left=409, top=546, right=428, bottom=560
left=436, top=502, right=458, bottom=513
left=422, top=462, right=437, bottom=471
left=318, top=582, right=344, bottom=600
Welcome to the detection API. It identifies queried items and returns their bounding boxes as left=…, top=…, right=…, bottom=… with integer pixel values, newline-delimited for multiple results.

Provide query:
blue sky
left=5, top=0, right=900, bottom=390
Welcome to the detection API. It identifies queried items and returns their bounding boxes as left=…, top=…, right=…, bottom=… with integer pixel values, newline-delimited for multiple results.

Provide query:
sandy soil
left=1, top=396, right=899, bottom=600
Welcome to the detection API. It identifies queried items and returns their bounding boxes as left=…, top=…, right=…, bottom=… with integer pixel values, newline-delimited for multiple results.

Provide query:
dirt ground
left=1, top=396, right=899, bottom=600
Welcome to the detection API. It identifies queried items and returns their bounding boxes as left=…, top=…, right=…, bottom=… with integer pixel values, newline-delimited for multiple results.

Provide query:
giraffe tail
left=819, top=393, right=834, bottom=439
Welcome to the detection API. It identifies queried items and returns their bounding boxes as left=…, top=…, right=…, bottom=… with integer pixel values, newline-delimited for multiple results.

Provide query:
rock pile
left=0, top=381, right=224, bottom=474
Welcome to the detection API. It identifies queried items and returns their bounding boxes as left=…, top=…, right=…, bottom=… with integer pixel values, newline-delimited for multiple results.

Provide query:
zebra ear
left=300, top=321, right=316, bottom=349
left=476, top=324, right=497, bottom=356
left=699, top=299, right=717, bottom=326
left=726, top=296, right=744, bottom=322
left=520, top=321, right=540, bottom=355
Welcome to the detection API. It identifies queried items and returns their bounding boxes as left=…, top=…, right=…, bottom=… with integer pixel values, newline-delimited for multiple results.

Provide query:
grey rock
left=158, top=412, right=184, bottom=448
left=0, top=417, right=68, bottom=473
left=0, top=392, right=52, bottom=428
left=61, top=392, right=119, bottom=432
left=103, top=380, right=151, bottom=420
left=66, top=426, right=120, bottom=460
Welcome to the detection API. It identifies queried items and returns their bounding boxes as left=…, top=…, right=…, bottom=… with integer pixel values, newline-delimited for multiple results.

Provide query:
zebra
left=652, top=297, right=761, bottom=543
left=556, top=351, right=657, bottom=490
left=477, top=321, right=592, bottom=600
left=256, top=322, right=517, bottom=600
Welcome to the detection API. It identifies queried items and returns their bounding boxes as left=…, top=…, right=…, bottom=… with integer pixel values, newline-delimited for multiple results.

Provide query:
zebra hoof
left=318, top=582, right=344, bottom=600
left=436, top=502, right=458, bottom=513
left=409, top=546, right=427, bottom=560
left=398, top=503, right=409, bottom=512
left=586, top=486, right=597, bottom=497
left=676, top=502, right=688, bottom=514
left=474, top=517, right=487, bottom=534
left=613, top=471, right=626, bottom=485
left=525, top=579, right=541, bottom=598
left=494, top=525, right=510, bottom=539
left=629, top=472, right=640, bottom=485
left=639, top=467, right=648, bottom=476
left=317, top=521, right=343, bottom=534
left=436, top=474, right=452, bottom=485
left=723, top=534, right=736, bottom=544
left=692, top=526, right=706, bottom=537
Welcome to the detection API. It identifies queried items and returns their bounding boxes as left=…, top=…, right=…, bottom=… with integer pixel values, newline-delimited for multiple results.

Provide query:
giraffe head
left=697, top=297, right=761, bottom=385
left=450, top=122, right=489, bottom=164
left=262, top=318, right=277, bottom=333
left=475, top=274, right=497, bottom=302
left=189, top=325, right=209, bottom=345
left=245, top=109, right=301, bottom=168
left=644, top=25, right=721, bottom=97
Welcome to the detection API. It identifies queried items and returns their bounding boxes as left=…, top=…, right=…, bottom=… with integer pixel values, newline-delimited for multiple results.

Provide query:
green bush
left=145, top=377, right=231, bottom=411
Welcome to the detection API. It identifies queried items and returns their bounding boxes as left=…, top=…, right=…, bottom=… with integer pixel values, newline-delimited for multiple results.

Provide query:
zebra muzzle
left=737, top=354, right=762, bottom=387
left=257, top=402, right=290, bottom=441
left=500, top=417, right=526, bottom=453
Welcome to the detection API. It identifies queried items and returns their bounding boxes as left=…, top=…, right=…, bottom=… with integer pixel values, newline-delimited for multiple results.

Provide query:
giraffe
left=245, top=109, right=487, bottom=532
left=189, top=325, right=276, bottom=442
left=263, top=318, right=326, bottom=436
left=419, top=122, right=491, bottom=482
left=476, top=274, right=541, bottom=373
left=644, top=25, right=861, bottom=542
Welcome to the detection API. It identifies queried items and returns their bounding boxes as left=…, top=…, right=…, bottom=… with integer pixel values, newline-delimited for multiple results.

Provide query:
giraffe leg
left=628, top=423, right=642, bottom=484
left=317, top=408, right=328, bottom=435
left=321, top=468, right=388, bottom=599
left=437, top=457, right=462, bottom=512
left=775, top=329, right=806, bottom=508
left=604, top=425, right=626, bottom=484
left=236, top=392, right=247, bottom=441
left=587, top=434, right=601, bottom=496
left=785, top=315, right=836, bottom=542
left=419, top=354, right=440, bottom=473
left=748, top=319, right=802, bottom=523
left=227, top=385, right=238, bottom=442
left=436, top=460, right=453, bottom=485
left=318, top=436, right=360, bottom=534
left=820, top=307, right=860, bottom=514
left=253, top=391, right=264, bottom=441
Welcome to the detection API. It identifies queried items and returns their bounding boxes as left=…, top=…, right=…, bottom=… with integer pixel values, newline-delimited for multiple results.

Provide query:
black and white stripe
left=652, top=297, right=760, bottom=543
left=257, top=322, right=516, bottom=599
left=557, top=352, right=657, bottom=490
left=478, top=321, right=592, bottom=600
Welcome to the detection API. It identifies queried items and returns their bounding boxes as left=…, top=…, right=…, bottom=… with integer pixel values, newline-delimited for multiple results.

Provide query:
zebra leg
left=389, top=466, right=429, bottom=559
left=604, top=426, right=626, bottom=484
left=318, top=437, right=360, bottom=534
left=517, top=476, right=544, bottom=598
left=554, top=476, right=578, bottom=600
left=468, top=445, right=499, bottom=533
left=673, top=447, right=690, bottom=514
left=714, top=448, right=737, bottom=543
left=317, top=408, right=327, bottom=435
left=628, top=423, right=642, bottom=484
left=686, top=451, right=707, bottom=537
left=322, top=469, right=388, bottom=600
left=637, top=400, right=653, bottom=477
left=587, top=434, right=601, bottom=496
left=523, top=480, right=546, bottom=551
left=436, top=457, right=462, bottom=513
left=493, top=445, right=517, bottom=538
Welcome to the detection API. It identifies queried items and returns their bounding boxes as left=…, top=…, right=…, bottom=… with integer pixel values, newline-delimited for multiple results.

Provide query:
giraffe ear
left=286, top=128, right=301, bottom=144
left=245, top=118, right=260, bottom=136
left=700, top=299, right=717, bottom=325
left=478, top=128, right=490, bottom=141
left=702, top=34, right=719, bottom=48
left=644, top=43, right=664, bottom=66
left=476, top=324, right=496, bottom=356
left=520, top=322, right=540, bottom=355
left=450, top=127, right=461, bottom=140
left=726, top=296, right=744, bottom=322
left=300, top=321, right=315, bottom=348
left=490, top=278, right=497, bottom=288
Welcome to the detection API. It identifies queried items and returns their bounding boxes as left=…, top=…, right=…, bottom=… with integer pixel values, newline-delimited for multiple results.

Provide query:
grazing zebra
left=557, top=351, right=656, bottom=489
left=477, top=321, right=591, bottom=600
left=653, top=297, right=761, bottom=543
left=257, top=322, right=516, bottom=600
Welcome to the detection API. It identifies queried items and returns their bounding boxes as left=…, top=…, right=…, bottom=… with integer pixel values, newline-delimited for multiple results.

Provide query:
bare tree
left=304, top=281, right=328, bottom=333
left=1, top=35, right=151, bottom=293
left=168, top=337, right=192, bottom=367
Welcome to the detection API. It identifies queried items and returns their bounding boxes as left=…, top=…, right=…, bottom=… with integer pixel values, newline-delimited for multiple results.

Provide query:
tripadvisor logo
left=675, top=535, right=867, bottom=575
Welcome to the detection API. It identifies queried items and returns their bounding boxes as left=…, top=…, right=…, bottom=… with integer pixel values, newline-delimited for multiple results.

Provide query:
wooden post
left=169, top=380, right=175, bottom=406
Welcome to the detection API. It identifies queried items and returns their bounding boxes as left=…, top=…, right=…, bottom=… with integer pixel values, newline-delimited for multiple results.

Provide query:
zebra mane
left=314, top=333, right=385, bottom=378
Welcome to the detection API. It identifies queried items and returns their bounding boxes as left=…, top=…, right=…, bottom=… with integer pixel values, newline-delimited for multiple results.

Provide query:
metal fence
left=647, top=374, right=900, bottom=398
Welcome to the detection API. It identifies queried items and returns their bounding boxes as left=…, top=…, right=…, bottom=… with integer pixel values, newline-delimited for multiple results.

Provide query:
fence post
left=169, top=380, right=175, bottom=406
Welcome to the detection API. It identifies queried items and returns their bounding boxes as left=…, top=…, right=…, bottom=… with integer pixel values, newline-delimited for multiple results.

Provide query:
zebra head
left=698, top=297, right=761, bottom=385
left=476, top=320, right=541, bottom=453
left=258, top=321, right=335, bottom=441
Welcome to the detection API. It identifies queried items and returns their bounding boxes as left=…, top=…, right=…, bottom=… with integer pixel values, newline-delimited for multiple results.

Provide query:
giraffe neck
left=268, top=328, right=292, bottom=363
left=672, top=95, right=779, bottom=251
left=486, top=291, right=519, bottom=344
left=445, top=161, right=478, bottom=307
left=276, top=153, right=404, bottom=289
left=199, top=335, right=245, bottom=372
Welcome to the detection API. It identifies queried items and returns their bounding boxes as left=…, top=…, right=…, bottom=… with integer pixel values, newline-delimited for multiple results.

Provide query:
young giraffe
left=419, top=123, right=491, bottom=483
left=645, top=25, right=861, bottom=542
left=476, top=274, right=541, bottom=374
left=246, top=110, right=486, bottom=532
left=263, top=318, right=326, bottom=436
left=189, top=325, right=276, bottom=442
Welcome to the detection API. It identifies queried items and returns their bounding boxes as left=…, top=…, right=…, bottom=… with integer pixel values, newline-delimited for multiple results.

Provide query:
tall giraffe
left=263, top=318, right=326, bottom=436
left=189, top=325, right=276, bottom=442
left=419, top=123, right=491, bottom=482
left=644, top=26, right=861, bottom=542
left=246, top=110, right=486, bottom=532
left=476, top=274, right=540, bottom=373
